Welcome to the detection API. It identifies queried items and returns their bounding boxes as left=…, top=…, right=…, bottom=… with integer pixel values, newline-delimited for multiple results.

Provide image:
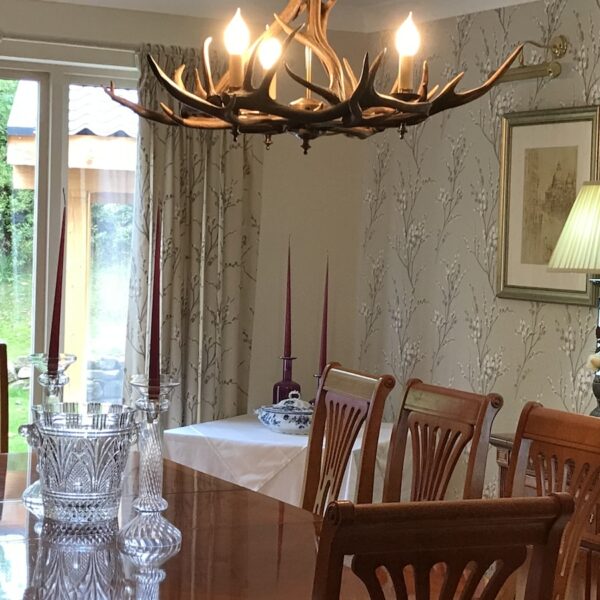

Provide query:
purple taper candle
left=318, top=258, right=329, bottom=376
left=148, top=207, right=162, bottom=394
left=283, top=243, right=292, bottom=358
left=272, top=241, right=301, bottom=403
left=48, top=209, right=66, bottom=375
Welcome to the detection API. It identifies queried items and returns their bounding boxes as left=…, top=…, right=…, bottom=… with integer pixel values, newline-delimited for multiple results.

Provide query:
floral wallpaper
left=358, top=0, right=600, bottom=438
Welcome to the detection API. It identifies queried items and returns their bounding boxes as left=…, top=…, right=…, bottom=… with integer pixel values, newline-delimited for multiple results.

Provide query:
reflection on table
left=0, top=452, right=369, bottom=599
left=164, top=414, right=393, bottom=505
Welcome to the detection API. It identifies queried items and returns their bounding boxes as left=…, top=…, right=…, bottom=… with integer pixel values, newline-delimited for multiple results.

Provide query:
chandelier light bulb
left=258, top=36, right=282, bottom=70
left=395, top=12, right=420, bottom=57
left=224, top=8, right=250, bottom=56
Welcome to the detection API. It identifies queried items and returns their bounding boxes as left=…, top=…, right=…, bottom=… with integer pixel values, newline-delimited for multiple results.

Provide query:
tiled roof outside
left=7, top=80, right=138, bottom=138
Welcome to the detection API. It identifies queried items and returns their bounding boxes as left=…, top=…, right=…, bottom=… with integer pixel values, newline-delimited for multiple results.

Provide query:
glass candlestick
left=129, top=375, right=179, bottom=512
left=119, top=375, right=182, bottom=575
left=22, top=353, right=77, bottom=518
left=28, top=353, right=77, bottom=401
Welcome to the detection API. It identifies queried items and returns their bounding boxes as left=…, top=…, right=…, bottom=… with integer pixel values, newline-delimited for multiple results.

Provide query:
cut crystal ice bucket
left=20, top=402, right=137, bottom=527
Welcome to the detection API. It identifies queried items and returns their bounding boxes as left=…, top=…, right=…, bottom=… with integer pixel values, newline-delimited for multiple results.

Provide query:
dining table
left=164, top=415, right=395, bottom=506
left=0, top=452, right=369, bottom=599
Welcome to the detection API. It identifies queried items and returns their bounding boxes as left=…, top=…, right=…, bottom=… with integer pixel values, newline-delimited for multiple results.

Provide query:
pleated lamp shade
left=548, top=181, right=600, bottom=272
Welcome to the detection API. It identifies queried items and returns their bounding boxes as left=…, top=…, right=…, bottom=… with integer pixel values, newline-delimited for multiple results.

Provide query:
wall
left=1, top=0, right=368, bottom=410
left=357, top=0, right=600, bottom=448
left=251, top=133, right=367, bottom=406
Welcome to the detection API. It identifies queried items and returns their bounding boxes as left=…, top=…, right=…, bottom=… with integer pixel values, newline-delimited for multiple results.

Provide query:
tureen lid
left=260, top=391, right=313, bottom=414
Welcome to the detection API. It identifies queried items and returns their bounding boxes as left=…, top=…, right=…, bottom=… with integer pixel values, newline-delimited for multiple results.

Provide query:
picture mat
left=506, top=119, right=592, bottom=291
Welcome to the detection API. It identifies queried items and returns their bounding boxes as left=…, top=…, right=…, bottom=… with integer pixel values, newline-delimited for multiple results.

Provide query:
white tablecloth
left=164, top=414, right=393, bottom=506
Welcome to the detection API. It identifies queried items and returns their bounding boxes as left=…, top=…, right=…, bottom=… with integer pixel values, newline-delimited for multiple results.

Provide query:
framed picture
left=497, top=106, right=600, bottom=305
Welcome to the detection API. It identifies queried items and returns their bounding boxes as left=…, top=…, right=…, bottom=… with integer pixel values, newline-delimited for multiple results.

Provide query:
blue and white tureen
left=255, top=391, right=313, bottom=435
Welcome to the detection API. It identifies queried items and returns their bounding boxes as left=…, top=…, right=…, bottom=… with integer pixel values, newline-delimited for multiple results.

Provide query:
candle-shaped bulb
left=225, top=8, right=250, bottom=90
left=259, top=32, right=282, bottom=99
left=224, top=8, right=250, bottom=56
left=395, top=13, right=420, bottom=92
left=395, top=12, right=420, bottom=57
left=258, top=36, right=282, bottom=70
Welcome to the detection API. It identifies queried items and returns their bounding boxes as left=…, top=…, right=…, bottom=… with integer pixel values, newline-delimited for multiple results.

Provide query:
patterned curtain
left=124, top=44, right=263, bottom=427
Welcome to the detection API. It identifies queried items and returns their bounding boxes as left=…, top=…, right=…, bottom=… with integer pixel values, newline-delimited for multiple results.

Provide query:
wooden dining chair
left=505, top=401, right=600, bottom=600
left=382, top=378, right=503, bottom=502
left=0, top=343, right=8, bottom=453
left=301, top=362, right=395, bottom=516
left=312, top=493, right=574, bottom=600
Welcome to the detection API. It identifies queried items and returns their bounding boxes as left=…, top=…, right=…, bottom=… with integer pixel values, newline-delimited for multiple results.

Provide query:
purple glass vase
left=272, top=357, right=301, bottom=404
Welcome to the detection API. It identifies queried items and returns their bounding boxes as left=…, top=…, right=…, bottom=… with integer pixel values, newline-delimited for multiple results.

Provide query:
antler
left=429, top=44, right=524, bottom=115
left=105, top=82, right=177, bottom=126
left=105, top=1, right=524, bottom=150
left=274, top=0, right=347, bottom=100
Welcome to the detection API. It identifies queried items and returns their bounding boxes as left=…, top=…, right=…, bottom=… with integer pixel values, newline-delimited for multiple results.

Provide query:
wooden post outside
left=63, top=172, right=91, bottom=402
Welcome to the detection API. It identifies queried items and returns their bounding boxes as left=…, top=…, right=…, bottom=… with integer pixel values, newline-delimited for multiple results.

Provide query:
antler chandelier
left=106, top=0, right=523, bottom=153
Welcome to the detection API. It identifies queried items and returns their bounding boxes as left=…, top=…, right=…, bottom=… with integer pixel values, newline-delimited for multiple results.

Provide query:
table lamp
left=548, top=181, right=600, bottom=415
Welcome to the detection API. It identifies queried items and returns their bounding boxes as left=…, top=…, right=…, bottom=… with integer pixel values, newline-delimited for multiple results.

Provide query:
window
left=63, top=83, right=138, bottom=403
left=1, top=76, right=38, bottom=452
left=0, top=41, right=137, bottom=449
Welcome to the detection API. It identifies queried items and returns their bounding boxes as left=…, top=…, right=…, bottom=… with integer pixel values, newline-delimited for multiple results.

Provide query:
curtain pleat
left=125, top=44, right=263, bottom=426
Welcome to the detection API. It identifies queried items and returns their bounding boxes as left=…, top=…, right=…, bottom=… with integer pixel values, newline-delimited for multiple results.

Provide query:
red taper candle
left=148, top=207, right=162, bottom=390
left=48, top=209, right=66, bottom=375
left=318, top=258, right=329, bottom=376
left=283, top=242, right=292, bottom=358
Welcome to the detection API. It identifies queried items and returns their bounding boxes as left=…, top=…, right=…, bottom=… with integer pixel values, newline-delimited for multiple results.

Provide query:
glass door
left=0, top=76, right=40, bottom=451
left=64, top=83, right=138, bottom=403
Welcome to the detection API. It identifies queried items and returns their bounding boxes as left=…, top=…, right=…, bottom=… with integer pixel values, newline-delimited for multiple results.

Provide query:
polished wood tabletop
left=0, top=452, right=364, bottom=599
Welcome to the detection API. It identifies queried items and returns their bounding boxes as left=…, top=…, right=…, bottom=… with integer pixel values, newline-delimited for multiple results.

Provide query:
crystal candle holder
left=129, top=375, right=179, bottom=513
left=28, top=353, right=77, bottom=399
left=20, top=402, right=137, bottom=528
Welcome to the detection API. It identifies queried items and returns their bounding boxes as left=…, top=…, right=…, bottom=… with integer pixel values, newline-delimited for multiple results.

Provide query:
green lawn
left=8, top=385, right=29, bottom=453
left=0, top=267, right=33, bottom=453
left=0, top=267, right=33, bottom=359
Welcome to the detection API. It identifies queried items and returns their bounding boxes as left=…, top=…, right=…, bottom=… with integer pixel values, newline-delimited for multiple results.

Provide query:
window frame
left=0, top=40, right=138, bottom=404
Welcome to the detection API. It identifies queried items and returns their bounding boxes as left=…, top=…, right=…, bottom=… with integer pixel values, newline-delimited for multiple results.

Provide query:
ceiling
left=39, top=0, right=536, bottom=33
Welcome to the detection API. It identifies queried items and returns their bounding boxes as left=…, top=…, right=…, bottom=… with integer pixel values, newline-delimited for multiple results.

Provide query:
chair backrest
left=383, top=378, right=503, bottom=502
left=505, top=401, right=600, bottom=599
left=0, top=344, right=8, bottom=453
left=301, top=362, right=395, bottom=516
left=312, top=494, right=574, bottom=600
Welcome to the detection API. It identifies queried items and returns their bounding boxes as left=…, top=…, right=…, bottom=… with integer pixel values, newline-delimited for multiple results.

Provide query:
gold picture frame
left=497, top=106, right=600, bottom=305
